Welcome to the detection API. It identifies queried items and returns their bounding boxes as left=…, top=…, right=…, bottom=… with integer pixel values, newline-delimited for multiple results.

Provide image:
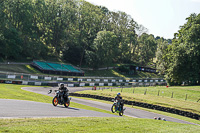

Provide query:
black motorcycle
left=48, top=90, right=71, bottom=108
left=111, top=99, right=125, bottom=116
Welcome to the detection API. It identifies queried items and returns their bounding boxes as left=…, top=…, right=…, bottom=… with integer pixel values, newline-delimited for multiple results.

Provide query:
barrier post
left=144, top=89, right=147, bottom=95
left=197, top=99, right=200, bottom=102
left=185, top=94, right=187, bottom=101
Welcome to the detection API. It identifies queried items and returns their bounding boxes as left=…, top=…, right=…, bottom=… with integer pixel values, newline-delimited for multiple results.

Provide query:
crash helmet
left=59, top=83, right=65, bottom=88
left=117, top=93, right=121, bottom=96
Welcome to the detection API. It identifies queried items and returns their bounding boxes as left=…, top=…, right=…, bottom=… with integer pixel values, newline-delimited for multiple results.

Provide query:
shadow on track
left=55, top=106, right=80, bottom=110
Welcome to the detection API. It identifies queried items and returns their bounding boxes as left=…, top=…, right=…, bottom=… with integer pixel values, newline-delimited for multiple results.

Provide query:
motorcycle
left=111, top=99, right=125, bottom=116
left=48, top=89, right=71, bottom=108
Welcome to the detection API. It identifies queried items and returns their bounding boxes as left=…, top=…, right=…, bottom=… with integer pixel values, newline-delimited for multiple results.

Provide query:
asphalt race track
left=20, top=87, right=198, bottom=125
left=0, top=99, right=118, bottom=118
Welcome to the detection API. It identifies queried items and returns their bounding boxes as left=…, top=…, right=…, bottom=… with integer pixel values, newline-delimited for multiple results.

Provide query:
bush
left=118, top=65, right=130, bottom=73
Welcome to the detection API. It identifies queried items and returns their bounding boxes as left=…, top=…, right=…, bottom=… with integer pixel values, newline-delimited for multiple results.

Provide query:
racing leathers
left=114, top=95, right=123, bottom=110
left=59, top=86, right=69, bottom=102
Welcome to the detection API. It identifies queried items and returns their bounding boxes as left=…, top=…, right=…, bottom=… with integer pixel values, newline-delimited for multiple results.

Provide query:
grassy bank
left=75, top=86, right=200, bottom=115
left=0, top=117, right=199, bottom=133
left=0, top=84, right=51, bottom=103
left=84, top=69, right=161, bottom=78
left=0, top=64, right=162, bottom=78
left=0, top=64, right=41, bottom=74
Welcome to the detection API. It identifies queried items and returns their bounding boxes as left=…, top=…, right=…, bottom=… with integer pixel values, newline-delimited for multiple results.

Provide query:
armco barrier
left=69, top=93, right=200, bottom=120
left=0, top=79, right=167, bottom=87
left=0, top=72, right=166, bottom=83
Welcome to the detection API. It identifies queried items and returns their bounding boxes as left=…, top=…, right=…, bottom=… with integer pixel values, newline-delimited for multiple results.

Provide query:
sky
left=85, top=0, right=200, bottom=39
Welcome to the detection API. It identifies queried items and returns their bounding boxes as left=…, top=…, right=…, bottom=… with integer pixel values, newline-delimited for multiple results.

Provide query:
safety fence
left=69, top=93, right=200, bottom=120
left=0, top=79, right=167, bottom=87
left=0, top=72, right=166, bottom=84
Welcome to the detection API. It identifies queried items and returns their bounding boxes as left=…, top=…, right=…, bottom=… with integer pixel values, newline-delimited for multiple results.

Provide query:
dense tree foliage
left=0, top=0, right=158, bottom=68
left=137, top=33, right=157, bottom=65
left=2, top=0, right=199, bottom=85
left=86, top=30, right=117, bottom=68
left=156, top=13, right=200, bottom=85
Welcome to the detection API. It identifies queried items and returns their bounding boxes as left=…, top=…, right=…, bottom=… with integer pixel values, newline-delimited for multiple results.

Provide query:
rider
left=59, top=83, right=69, bottom=102
left=114, top=93, right=123, bottom=110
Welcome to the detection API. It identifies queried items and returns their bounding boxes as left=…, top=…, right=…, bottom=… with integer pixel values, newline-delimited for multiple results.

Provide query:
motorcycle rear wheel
left=111, top=105, right=116, bottom=113
left=119, top=111, right=123, bottom=116
left=52, top=97, right=58, bottom=106
left=64, top=100, right=70, bottom=108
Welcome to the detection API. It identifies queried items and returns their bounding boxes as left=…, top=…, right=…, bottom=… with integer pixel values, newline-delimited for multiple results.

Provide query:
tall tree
left=138, top=33, right=157, bottom=66
left=156, top=38, right=169, bottom=75
left=85, top=30, right=117, bottom=68
left=160, top=13, right=200, bottom=85
left=77, top=0, right=104, bottom=67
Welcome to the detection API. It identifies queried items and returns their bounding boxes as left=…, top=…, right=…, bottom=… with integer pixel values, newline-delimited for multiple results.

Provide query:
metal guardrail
left=0, top=62, right=31, bottom=65
left=0, top=79, right=167, bottom=87
left=0, top=72, right=166, bottom=83
left=0, top=70, right=164, bottom=79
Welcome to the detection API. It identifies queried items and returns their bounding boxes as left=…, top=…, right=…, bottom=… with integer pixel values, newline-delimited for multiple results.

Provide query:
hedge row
left=69, top=93, right=200, bottom=120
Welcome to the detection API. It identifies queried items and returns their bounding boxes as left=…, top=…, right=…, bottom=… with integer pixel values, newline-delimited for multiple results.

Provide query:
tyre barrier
left=69, top=93, right=200, bottom=120
left=0, top=80, right=22, bottom=84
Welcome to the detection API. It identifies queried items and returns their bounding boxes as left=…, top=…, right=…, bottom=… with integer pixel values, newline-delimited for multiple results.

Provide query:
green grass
left=75, top=86, right=200, bottom=115
left=24, top=65, right=42, bottom=74
left=0, top=84, right=51, bottom=102
left=0, top=64, right=162, bottom=78
left=0, top=64, right=42, bottom=74
left=85, top=69, right=123, bottom=77
left=0, top=117, right=200, bottom=133
left=85, top=69, right=162, bottom=78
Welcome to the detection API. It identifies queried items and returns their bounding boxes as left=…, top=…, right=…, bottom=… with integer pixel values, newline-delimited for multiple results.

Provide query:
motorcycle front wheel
left=111, top=105, right=116, bottom=113
left=52, top=97, right=58, bottom=106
